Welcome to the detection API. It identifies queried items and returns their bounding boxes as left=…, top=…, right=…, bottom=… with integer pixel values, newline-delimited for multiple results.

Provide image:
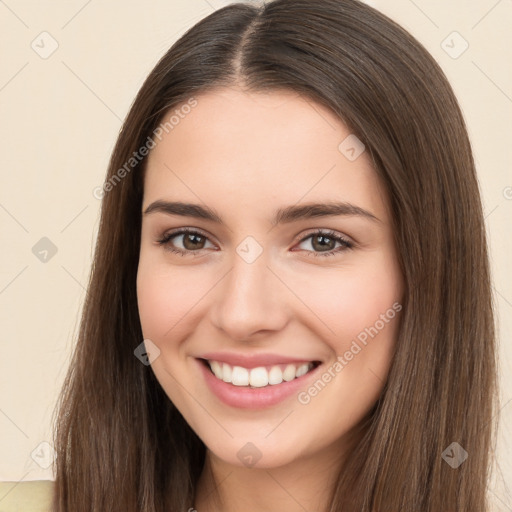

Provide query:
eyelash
left=156, top=227, right=354, bottom=258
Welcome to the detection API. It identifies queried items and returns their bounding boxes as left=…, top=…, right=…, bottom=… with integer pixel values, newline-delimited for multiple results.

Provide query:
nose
left=209, top=251, right=290, bottom=341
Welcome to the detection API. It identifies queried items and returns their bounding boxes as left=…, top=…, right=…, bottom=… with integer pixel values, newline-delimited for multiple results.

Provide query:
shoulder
left=0, top=480, right=54, bottom=512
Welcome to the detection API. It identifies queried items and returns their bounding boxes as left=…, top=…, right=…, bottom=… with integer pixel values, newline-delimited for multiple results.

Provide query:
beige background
left=0, top=0, right=511, bottom=508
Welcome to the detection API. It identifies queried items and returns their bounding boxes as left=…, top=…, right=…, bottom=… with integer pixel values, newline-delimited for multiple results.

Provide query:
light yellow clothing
left=0, top=480, right=54, bottom=512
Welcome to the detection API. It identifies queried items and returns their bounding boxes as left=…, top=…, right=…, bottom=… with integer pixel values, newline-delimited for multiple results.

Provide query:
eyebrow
left=143, top=200, right=380, bottom=225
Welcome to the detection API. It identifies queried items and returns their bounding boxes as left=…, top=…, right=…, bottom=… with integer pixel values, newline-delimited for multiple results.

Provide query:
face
left=136, top=87, right=403, bottom=470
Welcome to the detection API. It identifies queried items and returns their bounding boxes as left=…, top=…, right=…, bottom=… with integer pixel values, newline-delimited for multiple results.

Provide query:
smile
left=205, top=359, right=318, bottom=388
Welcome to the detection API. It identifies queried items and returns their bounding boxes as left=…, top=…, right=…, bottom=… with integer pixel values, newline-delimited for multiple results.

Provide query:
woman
left=11, top=0, right=500, bottom=510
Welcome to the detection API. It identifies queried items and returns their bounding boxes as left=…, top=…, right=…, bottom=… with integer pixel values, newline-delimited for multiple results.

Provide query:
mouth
left=199, top=358, right=321, bottom=388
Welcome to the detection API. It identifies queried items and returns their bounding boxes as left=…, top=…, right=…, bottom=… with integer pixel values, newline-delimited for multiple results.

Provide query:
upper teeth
left=208, top=360, right=315, bottom=388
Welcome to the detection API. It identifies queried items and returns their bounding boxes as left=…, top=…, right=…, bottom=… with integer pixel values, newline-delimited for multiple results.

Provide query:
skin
left=136, top=86, right=404, bottom=512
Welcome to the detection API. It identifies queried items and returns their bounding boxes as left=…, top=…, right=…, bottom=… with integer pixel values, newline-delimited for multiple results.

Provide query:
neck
left=193, top=428, right=363, bottom=512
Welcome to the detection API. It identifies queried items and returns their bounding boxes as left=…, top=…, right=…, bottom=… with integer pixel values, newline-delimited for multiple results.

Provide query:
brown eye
left=296, top=229, right=353, bottom=258
left=157, top=228, right=215, bottom=256
left=182, top=232, right=206, bottom=250
left=310, top=234, right=337, bottom=252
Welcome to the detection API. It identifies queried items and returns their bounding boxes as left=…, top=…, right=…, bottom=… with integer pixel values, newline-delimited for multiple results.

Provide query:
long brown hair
left=51, top=0, right=499, bottom=510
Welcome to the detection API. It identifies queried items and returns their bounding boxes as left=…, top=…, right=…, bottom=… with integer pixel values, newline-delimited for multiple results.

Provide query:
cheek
left=302, top=262, right=402, bottom=348
left=295, top=257, right=403, bottom=426
left=137, top=269, right=174, bottom=340
left=136, top=259, right=204, bottom=341
left=136, top=260, right=202, bottom=412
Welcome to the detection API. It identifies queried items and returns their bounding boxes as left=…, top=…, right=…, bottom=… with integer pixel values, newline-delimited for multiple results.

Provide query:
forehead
left=143, top=87, right=389, bottom=224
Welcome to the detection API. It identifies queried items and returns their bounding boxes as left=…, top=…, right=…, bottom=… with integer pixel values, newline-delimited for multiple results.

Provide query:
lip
left=199, top=351, right=318, bottom=369
left=196, top=357, right=322, bottom=409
